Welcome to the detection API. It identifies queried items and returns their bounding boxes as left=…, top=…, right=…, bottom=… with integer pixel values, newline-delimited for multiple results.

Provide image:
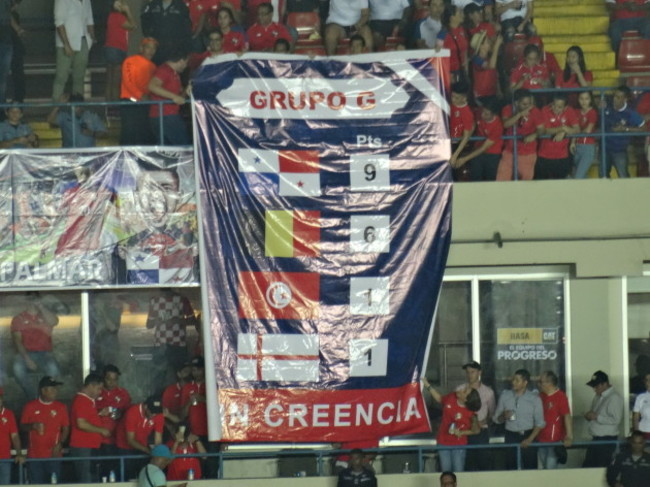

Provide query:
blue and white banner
left=193, top=51, right=452, bottom=442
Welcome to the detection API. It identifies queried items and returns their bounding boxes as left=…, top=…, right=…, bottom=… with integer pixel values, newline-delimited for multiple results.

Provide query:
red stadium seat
left=294, top=45, right=326, bottom=56
left=385, top=36, right=406, bottom=50
left=503, top=33, right=528, bottom=75
left=286, top=11, right=321, bottom=38
left=618, top=38, right=650, bottom=73
left=622, top=30, right=641, bottom=39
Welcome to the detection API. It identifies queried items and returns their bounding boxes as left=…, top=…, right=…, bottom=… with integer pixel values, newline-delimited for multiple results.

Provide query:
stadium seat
left=622, top=30, right=641, bottom=39
left=618, top=38, right=650, bottom=73
left=503, top=34, right=528, bottom=75
left=294, top=45, right=326, bottom=56
left=384, top=36, right=406, bottom=51
left=286, top=11, right=321, bottom=39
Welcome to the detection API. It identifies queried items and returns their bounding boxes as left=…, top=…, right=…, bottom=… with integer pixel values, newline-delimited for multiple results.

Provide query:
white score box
left=350, top=154, right=390, bottom=192
left=350, top=215, right=390, bottom=253
left=350, top=276, right=390, bottom=315
left=349, top=339, right=388, bottom=377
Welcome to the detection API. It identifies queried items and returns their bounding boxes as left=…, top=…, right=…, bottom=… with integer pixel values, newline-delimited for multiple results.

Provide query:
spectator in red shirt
left=455, top=97, right=504, bottom=181
left=216, top=7, right=248, bottom=53
left=162, top=363, right=193, bottom=435
left=0, top=388, right=24, bottom=484
left=535, top=93, right=580, bottom=179
left=464, top=3, right=496, bottom=40
left=437, top=4, right=468, bottom=83
left=537, top=370, right=573, bottom=469
left=104, top=0, right=136, bottom=102
left=189, top=29, right=226, bottom=75
left=557, top=46, right=592, bottom=107
left=20, top=377, right=69, bottom=484
left=70, top=373, right=110, bottom=483
left=115, top=396, right=164, bottom=480
left=96, top=364, right=132, bottom=478
left=497, top=88, right=544, bottom=180
left=470, top=31, right=502, bottom=102
left=167, top=428, right=206, bottom=480
left=449, top=80, right=475, bottom=173
left=606, top=0, right=650, bottom=52
left=572, top=91, right=599, bottom=178
left=185, top=0, right=212, bottom=51
left=11, top=292, right=60, bottom=400
left=510, top=44, right=551, bottom=92
left=247, top=2, right=293, bottom=52
left=148, top=49, right=190, bottom=145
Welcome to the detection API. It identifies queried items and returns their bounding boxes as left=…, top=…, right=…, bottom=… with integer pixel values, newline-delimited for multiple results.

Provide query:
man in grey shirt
left=493, top=368, right=545, bottom=470
left=456, top=361, right=495, bottom=471
left=583, top=370, right=623, bottom=468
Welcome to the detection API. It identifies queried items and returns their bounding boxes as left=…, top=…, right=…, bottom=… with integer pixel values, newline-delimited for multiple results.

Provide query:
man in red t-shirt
left=537, top=370, right=573, bottom=469
left=69, top=373, right=110, bottom=483
left=497, top=88, right=544, bottom=180
left=20, top=376, right=69, bottom=484
left=449, top=80, right=475, bottom=177
left=246, top=2, right=292, bottom=52
left=455, top=97, right=504, bottom=181
left=96, top=365, right=132, bottom=478
left=535, top=94, right=579, bottom=180
left=115, top=396, right=165, bottom=480
left=510, top=44, right=551, bottom=92
left=162, top=363, right=193, bottom=432
left=0, top=388, right=24, bottom=484
left=11, top=293, right=60, bottom=399
left=607, top=0, right=650, bottom=52
left=148, top=50, right=190, bottom=145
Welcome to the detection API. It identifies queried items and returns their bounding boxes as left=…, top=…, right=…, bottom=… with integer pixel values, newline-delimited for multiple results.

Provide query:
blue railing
left=0, top=439, right=623, bottom=483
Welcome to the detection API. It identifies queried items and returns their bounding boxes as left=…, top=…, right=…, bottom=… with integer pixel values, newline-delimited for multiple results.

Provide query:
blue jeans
left=438, top=448, right=466, bottom=472
left=605, top=149, right=629, bottom=178
left=609, top=17, right=650, bottom=53
left=0, top=42, right=12, bottom=104
left=538, top=445, right=558, bottom=469
left=13, top=351, right=61, bottom=400
left=574, top=143, right=597, bottom=179
left=69, top=447, right=97, bottom=483
left=150, top=115, right=190, bottom=146
left=28, top=459, right=61, bottom=484
left=0, top=460, right=12, bottom=484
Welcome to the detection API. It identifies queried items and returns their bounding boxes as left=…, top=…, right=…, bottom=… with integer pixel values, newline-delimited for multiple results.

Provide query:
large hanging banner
left=193, top=51, right=452, bottom=442
left=0, top=149, right=198, bottom=287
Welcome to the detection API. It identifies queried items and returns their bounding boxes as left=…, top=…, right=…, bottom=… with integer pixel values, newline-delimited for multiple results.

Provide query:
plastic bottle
left=187, top=469, right=194, bottom=481
left=402, top=462, right=410, bottom=474
left=448, top=422, right=456, bottom=434
left=109, top=470, right=116, bottom=483
left=50, top=472, right=57, bottom=484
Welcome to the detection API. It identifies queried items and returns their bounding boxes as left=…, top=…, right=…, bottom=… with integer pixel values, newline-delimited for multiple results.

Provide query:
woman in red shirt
left=557, top=46, right=592, bottom=107
left=571, top=90, right=598, bottom=178
left=167, top=428, right=206, bottom=480
left=437, top=4, right=468, bottom=84
left=422, top=377, right=481, bottom=473
left=104, top=0, right=136, bottom=102
left=217, top=7, right=248, bottom=54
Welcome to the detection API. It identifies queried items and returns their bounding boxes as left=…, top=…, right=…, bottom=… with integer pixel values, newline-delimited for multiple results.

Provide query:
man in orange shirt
left=120, top=37, right=158, bottom=145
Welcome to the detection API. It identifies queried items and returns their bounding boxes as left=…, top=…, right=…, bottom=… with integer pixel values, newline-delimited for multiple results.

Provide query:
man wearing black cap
left=20, top=376, right=69, bottom=484
left=115, top=395, right=164, bottom=480
left=456, top=361, right=495, bottom=471
left=583, top=370, right=623, bottom=468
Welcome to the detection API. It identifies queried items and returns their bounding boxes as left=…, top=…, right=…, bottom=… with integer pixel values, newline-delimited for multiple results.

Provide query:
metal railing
left=0, top=439, right=624, bottom=483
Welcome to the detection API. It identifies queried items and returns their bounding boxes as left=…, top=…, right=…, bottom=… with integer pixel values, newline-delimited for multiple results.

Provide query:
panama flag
left=238, top=149, right=320, bottom=196
left=238, top=271, right=319, bottom=319
left=265, top=210, right=320, bottom=257
left=236, top=333, right=320, bottom=382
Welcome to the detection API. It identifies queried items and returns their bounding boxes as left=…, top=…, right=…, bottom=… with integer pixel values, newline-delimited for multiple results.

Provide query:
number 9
left=364, top=164, right=376, bottom=181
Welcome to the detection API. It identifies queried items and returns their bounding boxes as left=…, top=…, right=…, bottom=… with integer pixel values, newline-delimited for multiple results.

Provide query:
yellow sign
left=497, top=328, right=558, bottom=345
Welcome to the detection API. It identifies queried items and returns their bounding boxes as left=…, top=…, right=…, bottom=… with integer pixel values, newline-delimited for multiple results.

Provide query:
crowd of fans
left=1, top=1, right=650, bottom=163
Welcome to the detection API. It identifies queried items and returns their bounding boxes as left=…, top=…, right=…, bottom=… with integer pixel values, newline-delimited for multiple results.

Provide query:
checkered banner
left=193, top=51, right=452, bottom=442
left=0, top=149, right=197, bottom=287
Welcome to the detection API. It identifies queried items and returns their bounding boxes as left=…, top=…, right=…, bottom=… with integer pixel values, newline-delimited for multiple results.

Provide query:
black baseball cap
left=39, top=376, right=63, bottom=389
left=462, top=361, right=482, bottom=371
left=586, top=370, right=609, bottom=387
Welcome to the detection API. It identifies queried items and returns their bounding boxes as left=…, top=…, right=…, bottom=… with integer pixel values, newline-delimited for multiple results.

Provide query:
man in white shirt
left=495, top=0, right=536, bottom=41
left=325, top=0, right=373, bottom=55
left=414, top=0, right=444, bottom=49
left=583, top=370, right=624, bottom=468
left=52, top=0, right=95, bottom=102
left=368, top=0, right=410, bottom=50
